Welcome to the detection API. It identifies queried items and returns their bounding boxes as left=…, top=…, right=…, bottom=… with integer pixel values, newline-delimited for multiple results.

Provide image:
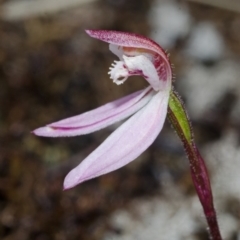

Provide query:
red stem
left=190, top=145, right=222, bottom=240
left=168, top=106, right=222, bottom=240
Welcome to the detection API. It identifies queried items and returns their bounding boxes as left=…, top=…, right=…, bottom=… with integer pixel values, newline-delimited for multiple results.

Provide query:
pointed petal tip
left=85, top=29, right=98, bottom=37
left=32, top=127, right=42, bottom=136
left=32, top=126, right=56, bottom=137
left=63, top=169, right=82, bottom=190
left=85, top=29, right=109, bottom=41
left=63, top=186, right=70, bottom=191
left=85, top=29, right=91, bottom=34
left=63, top=184, right=73, bottom=191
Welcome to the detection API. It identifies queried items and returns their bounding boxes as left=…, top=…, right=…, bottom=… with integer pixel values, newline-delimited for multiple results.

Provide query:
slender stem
left=190, top=146, right=222, bottom=240
left=167, top=90, right=222, bottom=240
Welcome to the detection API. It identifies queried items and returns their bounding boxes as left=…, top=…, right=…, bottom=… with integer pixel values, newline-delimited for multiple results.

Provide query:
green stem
left=167, top=89, right=222, bottom=240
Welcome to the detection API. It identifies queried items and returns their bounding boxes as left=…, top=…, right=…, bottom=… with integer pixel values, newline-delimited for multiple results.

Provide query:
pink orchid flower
left=33, top=30, right=172, bottom=190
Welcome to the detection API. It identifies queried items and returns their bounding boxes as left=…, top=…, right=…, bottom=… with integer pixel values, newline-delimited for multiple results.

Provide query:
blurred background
left=0, top=0, right=240, bottom=239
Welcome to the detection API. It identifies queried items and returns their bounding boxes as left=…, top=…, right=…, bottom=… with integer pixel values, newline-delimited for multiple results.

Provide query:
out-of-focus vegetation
left=0, top=0, right=240, bottom=239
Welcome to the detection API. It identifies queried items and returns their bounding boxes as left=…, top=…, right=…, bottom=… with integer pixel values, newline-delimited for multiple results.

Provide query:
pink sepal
left=63, top=90, right=169, bottom=189
left=33, top=87, right=153, bottom=137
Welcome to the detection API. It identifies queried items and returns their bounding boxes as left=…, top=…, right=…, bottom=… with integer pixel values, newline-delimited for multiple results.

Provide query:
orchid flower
left=33, top=30, right=222, bottom=239
left=33, top=30, right=172, bottom=190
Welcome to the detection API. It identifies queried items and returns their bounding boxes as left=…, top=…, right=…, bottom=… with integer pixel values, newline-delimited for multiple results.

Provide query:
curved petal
left=33, top=87, right=153, bottom=137
left=63, top=89, right=170, bottom=189
left=86, top=30, right=168, bottom=62
left=86, top=30, right=172, bottom=84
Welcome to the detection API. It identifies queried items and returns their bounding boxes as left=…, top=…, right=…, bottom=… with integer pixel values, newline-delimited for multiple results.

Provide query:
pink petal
left=86, top=30, right=167, bottom=61
left=33, top=87, right=153, bottom=137
left=86, top=30, right=172, bottom=84
left=63, top=89, right=169, bottom=189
